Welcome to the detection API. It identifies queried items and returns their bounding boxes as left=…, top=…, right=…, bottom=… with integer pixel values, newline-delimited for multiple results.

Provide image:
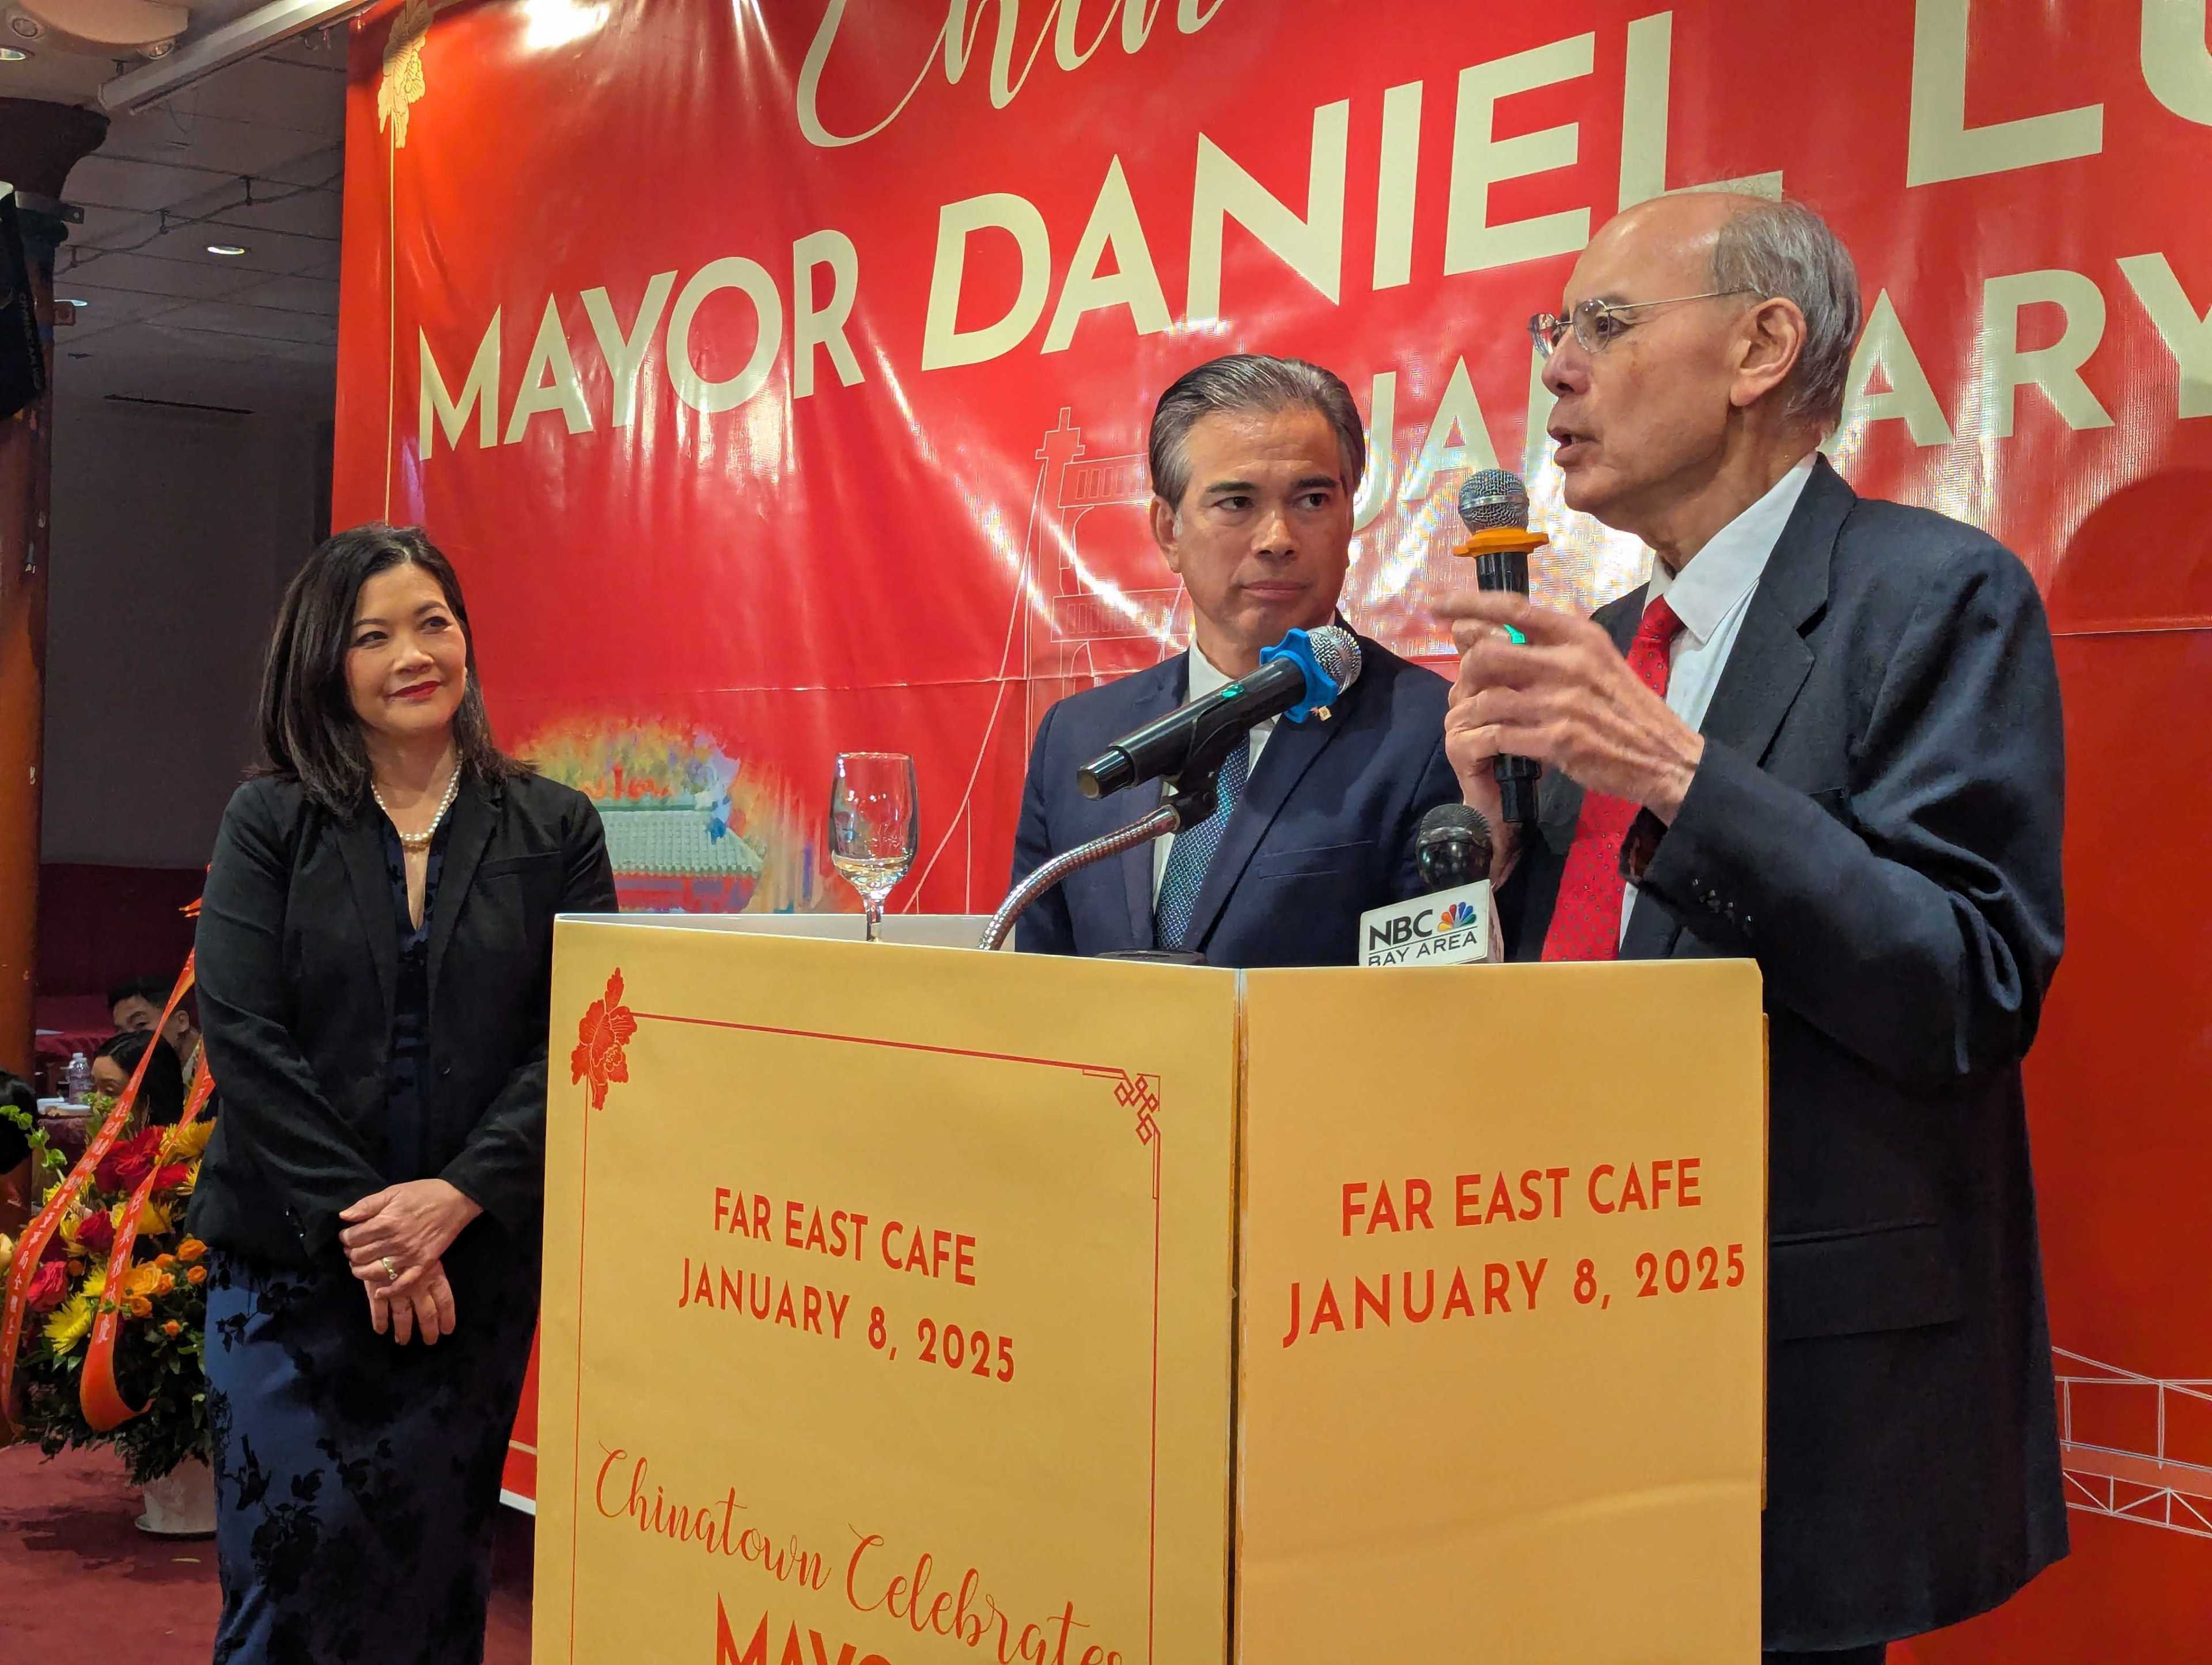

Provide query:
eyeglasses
left=1527, top=289, right=1765, bottom=359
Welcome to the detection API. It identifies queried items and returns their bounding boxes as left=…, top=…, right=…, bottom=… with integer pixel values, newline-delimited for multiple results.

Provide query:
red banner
left=334, top=3, right=2212, bottom=1656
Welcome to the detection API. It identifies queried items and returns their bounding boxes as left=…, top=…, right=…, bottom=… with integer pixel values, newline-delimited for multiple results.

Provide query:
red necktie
left=1540, top=596, right=1687, bottom=962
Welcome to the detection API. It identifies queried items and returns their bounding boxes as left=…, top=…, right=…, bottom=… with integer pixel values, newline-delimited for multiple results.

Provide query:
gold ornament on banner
left=379, top=0, right=442, bottom=149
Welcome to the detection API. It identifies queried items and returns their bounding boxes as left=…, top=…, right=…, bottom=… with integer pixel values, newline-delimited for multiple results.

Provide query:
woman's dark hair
left=95, top=1030, right=186, bottom=1127
left=256, top=524, right=522, bottom=814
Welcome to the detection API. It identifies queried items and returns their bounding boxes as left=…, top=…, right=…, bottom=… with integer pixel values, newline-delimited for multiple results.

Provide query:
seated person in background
left=109, top=974, right=202, bottom=1080
left=91, top=1030, right=187, bottom=1127
left=1011, top=353, right=1459, bottom=966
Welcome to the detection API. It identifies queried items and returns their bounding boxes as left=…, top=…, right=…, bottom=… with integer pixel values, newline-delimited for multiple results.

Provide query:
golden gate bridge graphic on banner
left=1020, top=407, right=1187, bottom=739
left=2054, top=1349, right=2212, bottom=1539
left=906, top=407, right=1187, bottom=911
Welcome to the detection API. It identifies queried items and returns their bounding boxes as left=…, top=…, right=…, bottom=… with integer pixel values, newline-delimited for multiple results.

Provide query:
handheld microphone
left=1415, top=802, right=1493, bottom=892
left=1078, top=624, right=1362, bottom=800
left=1454, top=469, right=1545, bottom=832
left=1359, top=802, right=1503, bottom=967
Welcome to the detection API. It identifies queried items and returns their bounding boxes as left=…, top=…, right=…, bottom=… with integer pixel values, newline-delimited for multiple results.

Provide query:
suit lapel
left=426, top=776, right=497, bottom=1015
left=335, top=805, right=398, bottom=1022
left=1179, top=679, right=1349, bottom=954
left=1103, top=658, right=1185, bottom=951
left=1694, top=455, right=1846, bottom=770
left=1628, top=457, right=1849, bottom=960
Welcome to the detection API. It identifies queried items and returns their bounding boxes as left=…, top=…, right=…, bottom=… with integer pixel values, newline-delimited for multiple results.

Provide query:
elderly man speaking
left=1441, top=195, right=2067, bottom=1662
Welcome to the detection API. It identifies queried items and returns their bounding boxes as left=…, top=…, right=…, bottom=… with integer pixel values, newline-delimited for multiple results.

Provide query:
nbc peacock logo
left=1436, top=901, right=1479, bottom=931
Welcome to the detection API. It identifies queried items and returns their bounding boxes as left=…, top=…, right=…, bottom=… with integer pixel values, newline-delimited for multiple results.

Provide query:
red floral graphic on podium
left=570, top=970, right=636, bottom=1110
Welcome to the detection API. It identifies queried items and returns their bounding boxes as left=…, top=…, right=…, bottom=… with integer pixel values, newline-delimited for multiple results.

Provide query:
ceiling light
left=206, top=243, right=248, bottom=257
left=58, top=297, right=87, bottom=307
left=525, top=0, right=609, bottom=51
left=0, top=48, right=28, bottom=61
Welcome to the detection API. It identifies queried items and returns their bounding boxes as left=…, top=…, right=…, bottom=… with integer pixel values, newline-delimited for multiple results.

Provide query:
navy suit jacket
left=1011, top=635, right=1459, bottom=967
left=1502, top=456, right=2068, bottom=1649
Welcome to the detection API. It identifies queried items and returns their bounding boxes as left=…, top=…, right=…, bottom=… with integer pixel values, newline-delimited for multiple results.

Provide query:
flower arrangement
left=1, top=1103, right=216, bottom=1484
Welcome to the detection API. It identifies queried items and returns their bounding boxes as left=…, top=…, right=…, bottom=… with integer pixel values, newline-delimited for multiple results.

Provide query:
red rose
left=150, top=1165, right=190, bottom=1194
left=74, top=1211, right=116, bottom=1257
left=94, top=1128, right=165, bottom=1193
left=24, top=1259, right=69, bottom=1313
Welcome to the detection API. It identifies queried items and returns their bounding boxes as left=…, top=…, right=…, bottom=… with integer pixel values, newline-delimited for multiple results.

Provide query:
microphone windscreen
left=1456, top=469, right=1530, bottom=534
left=1305, top=624, right=1363, bottom=693
left=1417, top=801, right=1493, bottom=852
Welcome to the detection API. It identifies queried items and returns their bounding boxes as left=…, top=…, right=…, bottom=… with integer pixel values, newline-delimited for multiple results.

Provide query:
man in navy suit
left=1011, top=354, right=1459, bottom=967
left=1441, top=196, right=2067, bottom=1662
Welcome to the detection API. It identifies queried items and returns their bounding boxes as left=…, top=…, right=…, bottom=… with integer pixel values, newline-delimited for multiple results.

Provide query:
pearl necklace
left=372, top=765, right=461, bottom=852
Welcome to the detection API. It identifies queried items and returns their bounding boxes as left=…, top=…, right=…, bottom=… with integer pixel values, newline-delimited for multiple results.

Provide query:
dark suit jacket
left=1011, top=634, right=1460, bottom=967
left=190, top=769, right=618, bottom=1269
left=1501, top=456, right=2067, bottom=1649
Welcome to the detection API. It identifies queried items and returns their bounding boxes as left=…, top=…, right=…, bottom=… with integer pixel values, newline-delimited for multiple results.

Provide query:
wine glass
left=828, top=752, right=919, bottom=941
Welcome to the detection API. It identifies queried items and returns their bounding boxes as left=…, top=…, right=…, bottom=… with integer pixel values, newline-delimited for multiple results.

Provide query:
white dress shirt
left=1620, top=454, right=1816, bottom=939
left=1152, top=643, right=1279, bottom=902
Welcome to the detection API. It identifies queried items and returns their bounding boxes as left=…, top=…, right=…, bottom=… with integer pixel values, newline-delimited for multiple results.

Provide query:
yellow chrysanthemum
left=162, top=1121, right=214, bottom=1163
left=43, top=1265, right=108, bottom=1352
left=44, top=1292, right=94, bottom=1352
left=0, top=1232, right=13, bottom=1275
left=134, top=1199, right=172, bottom=1237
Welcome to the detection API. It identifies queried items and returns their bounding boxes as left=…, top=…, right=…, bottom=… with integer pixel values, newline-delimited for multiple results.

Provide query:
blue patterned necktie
left=1153, top=739, right=1251, bottom=951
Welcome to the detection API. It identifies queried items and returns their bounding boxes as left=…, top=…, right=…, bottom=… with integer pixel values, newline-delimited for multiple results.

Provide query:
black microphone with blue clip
left=1078, top=624, right=1363, bottom=801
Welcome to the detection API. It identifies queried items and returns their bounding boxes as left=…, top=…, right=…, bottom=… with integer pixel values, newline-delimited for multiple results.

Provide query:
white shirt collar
left=1185, top=639, right=1237, bottom=701
left=1646, top=455, right=1817, bottom=643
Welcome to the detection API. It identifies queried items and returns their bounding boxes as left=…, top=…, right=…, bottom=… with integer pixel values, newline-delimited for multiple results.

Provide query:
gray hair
left=1709, top=199, right=1862, bottom=428
left=1148, top=354, right=1366, bottom=509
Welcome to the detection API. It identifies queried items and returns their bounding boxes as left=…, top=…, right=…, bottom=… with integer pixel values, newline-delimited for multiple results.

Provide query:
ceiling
left=6, top=3, right=347, bottom=415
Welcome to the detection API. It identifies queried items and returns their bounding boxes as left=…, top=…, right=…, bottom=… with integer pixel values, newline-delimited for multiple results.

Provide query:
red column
left=0, top=98, right=107, bottom=1082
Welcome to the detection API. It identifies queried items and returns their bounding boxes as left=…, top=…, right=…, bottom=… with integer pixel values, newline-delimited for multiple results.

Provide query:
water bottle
left=64, top=1051, right=92, bottom=1103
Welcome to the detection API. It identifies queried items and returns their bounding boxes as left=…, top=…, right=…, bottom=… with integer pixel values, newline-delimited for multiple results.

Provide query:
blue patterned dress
left=203, top=818, right=542, bottom=1664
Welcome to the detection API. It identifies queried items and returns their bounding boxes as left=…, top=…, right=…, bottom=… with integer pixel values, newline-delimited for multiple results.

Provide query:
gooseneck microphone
left=1454, top=469, right=1545, bottom=832
left=1415, top=802, right=1494, bottom=893
left=1078, top=624, right=1362, bottom=800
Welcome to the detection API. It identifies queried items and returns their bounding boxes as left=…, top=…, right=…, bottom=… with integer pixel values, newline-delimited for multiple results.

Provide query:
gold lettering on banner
left=797, top=0, right=1226, bottom=149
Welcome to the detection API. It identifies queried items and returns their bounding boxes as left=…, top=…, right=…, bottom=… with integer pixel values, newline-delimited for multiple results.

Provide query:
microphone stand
left=977, top=738, right=1236, bottom=954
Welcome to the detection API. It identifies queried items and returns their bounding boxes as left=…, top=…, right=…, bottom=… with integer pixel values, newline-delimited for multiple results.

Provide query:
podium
left=534, top=917, right=1767, bottom=1664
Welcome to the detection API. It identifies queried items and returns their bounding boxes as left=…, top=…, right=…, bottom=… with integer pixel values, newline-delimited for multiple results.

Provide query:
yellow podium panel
left=1237, top=961, right=1767, bottom=1663
left=537, top=923, right=1240, bottom=1665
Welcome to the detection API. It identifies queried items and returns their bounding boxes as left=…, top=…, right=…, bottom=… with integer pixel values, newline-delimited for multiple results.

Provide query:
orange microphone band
left=1451, top=527, right=1549, bottom=557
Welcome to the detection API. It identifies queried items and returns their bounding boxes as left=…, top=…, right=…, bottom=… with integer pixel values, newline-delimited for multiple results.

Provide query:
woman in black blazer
left=191, top=524, right=616, bottom=1664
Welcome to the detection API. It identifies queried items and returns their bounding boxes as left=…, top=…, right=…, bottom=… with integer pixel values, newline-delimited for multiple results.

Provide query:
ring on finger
left=380, top=1256, right=401, bottom=1281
